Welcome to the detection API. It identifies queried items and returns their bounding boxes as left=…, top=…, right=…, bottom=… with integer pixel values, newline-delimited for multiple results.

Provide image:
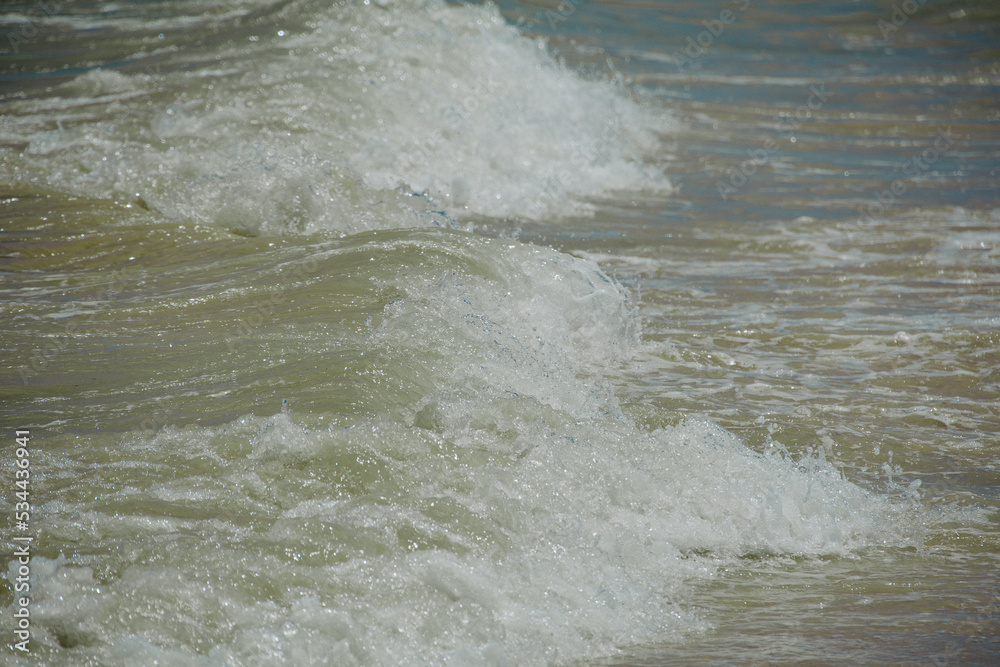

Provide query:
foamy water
left=2, top=0, right=998, bottom=664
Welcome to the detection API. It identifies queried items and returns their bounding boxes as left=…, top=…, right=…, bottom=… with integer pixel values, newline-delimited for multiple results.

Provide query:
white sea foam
left=0, top=1, right=956, bottom=663
left=24, top=416, right=915, bottom=665
left=19, top=232, right=920, bottom=665
left=1, top=0, right=673, bottom=235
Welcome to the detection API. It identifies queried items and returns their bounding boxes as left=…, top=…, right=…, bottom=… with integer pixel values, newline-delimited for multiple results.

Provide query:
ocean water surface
left=1, top=0, right=998, bottom=664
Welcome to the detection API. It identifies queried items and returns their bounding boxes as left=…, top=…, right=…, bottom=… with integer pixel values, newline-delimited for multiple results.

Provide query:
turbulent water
left=1, top=0, right=998, bottom=664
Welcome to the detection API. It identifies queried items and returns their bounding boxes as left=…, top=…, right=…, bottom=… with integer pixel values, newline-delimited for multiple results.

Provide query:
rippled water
left=2, top=1, right=998, bottom=664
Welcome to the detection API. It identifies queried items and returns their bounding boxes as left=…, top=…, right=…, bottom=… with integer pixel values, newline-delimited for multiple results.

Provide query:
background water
left=1, top=0, right=998, bottom=664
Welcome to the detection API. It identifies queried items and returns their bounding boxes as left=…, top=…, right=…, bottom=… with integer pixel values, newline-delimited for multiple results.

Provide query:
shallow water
left=2, top=0, right=998, bottom=664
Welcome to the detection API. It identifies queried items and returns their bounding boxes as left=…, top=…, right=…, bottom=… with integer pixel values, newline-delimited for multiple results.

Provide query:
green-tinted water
left=2, top=0, right=998, bottom=664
